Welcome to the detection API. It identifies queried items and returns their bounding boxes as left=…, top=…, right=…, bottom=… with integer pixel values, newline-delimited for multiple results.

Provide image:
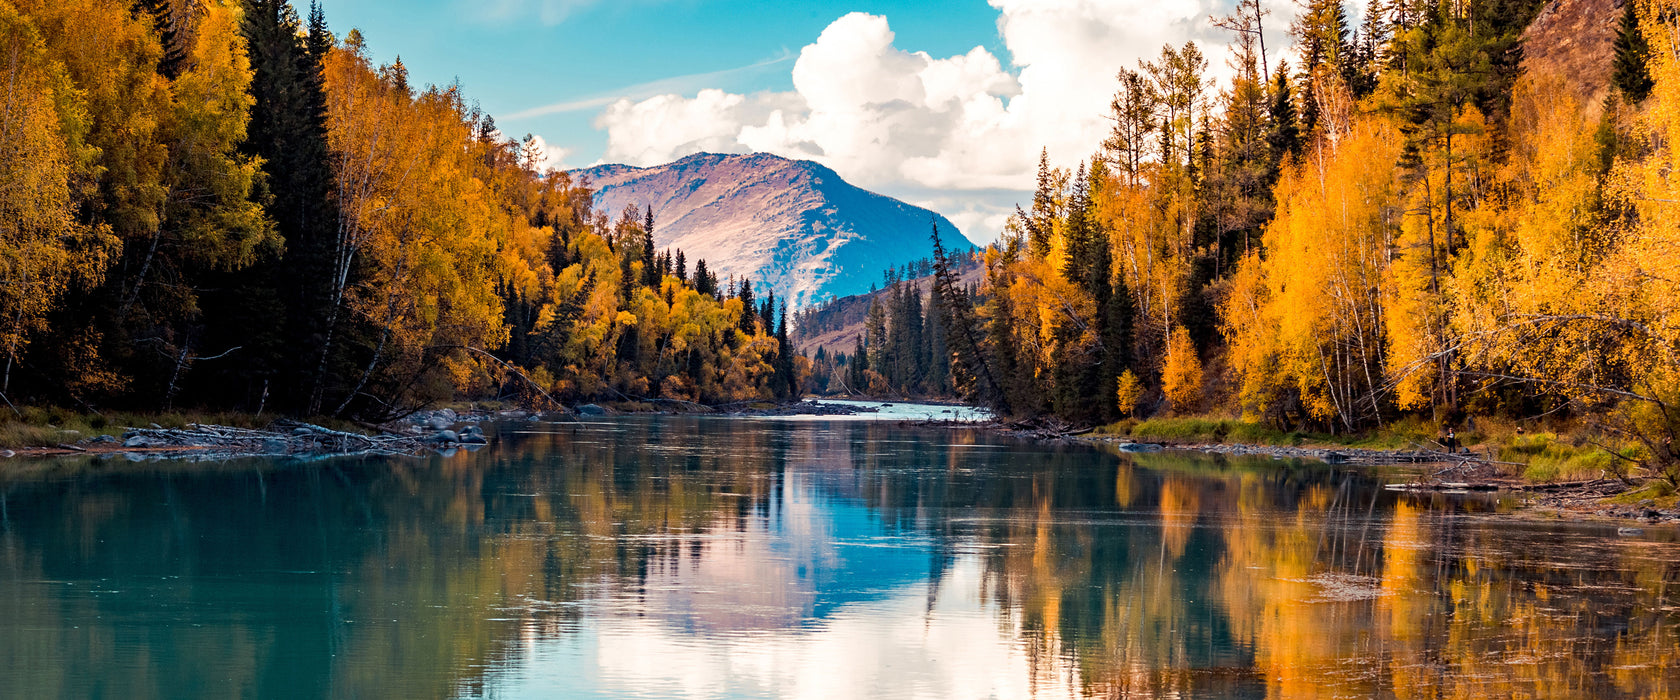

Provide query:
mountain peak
left=573, top=153, right=962, bottom=306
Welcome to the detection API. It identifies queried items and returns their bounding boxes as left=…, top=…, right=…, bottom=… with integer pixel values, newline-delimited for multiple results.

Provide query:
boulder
left=432, top=430, right=460, bottom=443
left=426, top=416, right=451, bottom=431
left=123, top=436, right=154, bottom=448
left=578, top=404, right=608, bottom=416
left=460, top=434, right=488, bottom=445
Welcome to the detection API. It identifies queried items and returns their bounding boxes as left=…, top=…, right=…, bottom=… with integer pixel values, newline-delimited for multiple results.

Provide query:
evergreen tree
left=931, top=221, right=1007, bottom=412
left=1027, top=148, right=1055, bottom=257
left=865, top=297, right=888, bottom=387
left=737, top=279, right=757, bottom=334
left=850, top=334, right=869, bottom=394
left=774, top=302, right=796, bottom=398
left=241, top=0, right=342, bottom=412
left=1268, top=61, right=1303, bottom=164
left=641, top=206, right=659, bottom=287
left=694, top=259, right=715, bottom=296
left=1613, top=0, right=1654, bottom=103
left=674, top=250, right=688, bottom=282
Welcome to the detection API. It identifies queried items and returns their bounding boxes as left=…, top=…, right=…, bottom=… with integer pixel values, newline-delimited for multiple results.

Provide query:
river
left=2, top=408, right=1677, bottom=698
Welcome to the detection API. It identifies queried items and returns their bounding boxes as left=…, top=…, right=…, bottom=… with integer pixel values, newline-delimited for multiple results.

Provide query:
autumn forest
left=797, top=0, right=1680, bottom=484
left=4, top=0, right=1680, bottom=481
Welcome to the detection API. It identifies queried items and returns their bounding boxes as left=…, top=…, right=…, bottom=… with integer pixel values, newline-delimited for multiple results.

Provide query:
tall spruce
left=1613, top=0, right=1654, bottom=103
left=242, top=0, right=342, bottom=412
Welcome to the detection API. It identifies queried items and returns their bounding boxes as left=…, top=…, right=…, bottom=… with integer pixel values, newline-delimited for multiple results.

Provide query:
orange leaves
left=1161, top=325, right=1204, bottom=414
left=1221, top=117, right=1401, bottom=428
left=0, top=4, right=118, bottom=372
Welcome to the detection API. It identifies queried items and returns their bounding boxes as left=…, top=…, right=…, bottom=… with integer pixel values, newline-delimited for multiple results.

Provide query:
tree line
left=846, top=0, right=1680, bottom=481
left=0, top=0, right=798, bottom=420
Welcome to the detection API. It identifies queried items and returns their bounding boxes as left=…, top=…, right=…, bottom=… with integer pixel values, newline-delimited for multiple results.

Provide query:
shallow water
left=2, top=412, right=1677, bottom=699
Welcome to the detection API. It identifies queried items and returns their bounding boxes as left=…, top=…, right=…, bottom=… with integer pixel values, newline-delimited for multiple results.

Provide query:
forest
left=803, top=0, right=1680, bottom=482
left=6, top=0, right=1680, bottom=485
left=0, top=0, right=799, bottom=421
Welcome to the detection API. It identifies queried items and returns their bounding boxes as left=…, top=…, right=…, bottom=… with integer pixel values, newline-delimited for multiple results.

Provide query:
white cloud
left=521, top=134, right=572, bottom=173
left=592, top=1, right=1300, bottom=243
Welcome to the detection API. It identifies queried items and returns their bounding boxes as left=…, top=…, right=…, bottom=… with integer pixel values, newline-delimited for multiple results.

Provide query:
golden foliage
left=1161, top=325, right=1203, bottom=413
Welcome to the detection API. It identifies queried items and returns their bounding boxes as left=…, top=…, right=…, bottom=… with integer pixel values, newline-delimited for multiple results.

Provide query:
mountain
left=1522, top=0, right=1625, bottom=106
left=572, top=153, right=966, bottom=307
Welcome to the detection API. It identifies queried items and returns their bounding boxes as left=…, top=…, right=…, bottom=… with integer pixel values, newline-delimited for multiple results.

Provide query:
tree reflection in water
left=1, top=416, right=1676, bottom=699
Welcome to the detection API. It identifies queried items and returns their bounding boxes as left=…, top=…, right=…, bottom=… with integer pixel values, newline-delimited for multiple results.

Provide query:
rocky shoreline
left=5, top=405, right=1675, bottom=528
left=1065, top=434, right=1680, bottom=527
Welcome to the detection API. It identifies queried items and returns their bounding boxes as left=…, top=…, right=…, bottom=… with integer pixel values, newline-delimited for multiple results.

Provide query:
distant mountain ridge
left=572, top=153, right=966, bottom=307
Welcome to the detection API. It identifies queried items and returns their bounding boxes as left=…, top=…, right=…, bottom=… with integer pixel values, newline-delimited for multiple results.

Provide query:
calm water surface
left=3, top=412, right=1678, bottom=699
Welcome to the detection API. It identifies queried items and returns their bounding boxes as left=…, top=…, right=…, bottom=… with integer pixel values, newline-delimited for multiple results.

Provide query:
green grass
left=1606, top=481, right=1679, bottom=509
left=1497, top=433, right=1622, bottom=482
left=1121, top=417, right=1308, bottom=446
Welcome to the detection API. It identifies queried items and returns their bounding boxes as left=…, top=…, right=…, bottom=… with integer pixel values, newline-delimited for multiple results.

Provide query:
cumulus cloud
left=593, top=1, right=1299, bottom=242
left=519, top=134, right=572, bottom=173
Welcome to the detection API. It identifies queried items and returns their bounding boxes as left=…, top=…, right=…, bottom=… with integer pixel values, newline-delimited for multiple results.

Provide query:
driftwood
left=117, top=421, right=453, bottom=458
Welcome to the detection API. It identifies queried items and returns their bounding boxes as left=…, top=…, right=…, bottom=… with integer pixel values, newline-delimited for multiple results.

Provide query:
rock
left=86, top=434, right=118, bottom=445
left=123, top=436, right=153, bottom=448
left=426, top=417, right=450, bottom=431
left=262, top=438, right=289, bottom=453
left=460, top=434, right=488, bottom=445
left=578, top=404, right=608, bottom=416
left=149, top=422, right=164, bottom=429
left=438, top=408, right=457, bottom=420
left=292, top=427, right=314, bottom=437
left=1118, top=442, right=1162, bottom=453
left=432, top=430, right=460, bottom=443
left=0, top=450, right=14, bottom=458
left=1618, top=527, right=1646, bottom=537
left=461, top=425, right=483, bottom=437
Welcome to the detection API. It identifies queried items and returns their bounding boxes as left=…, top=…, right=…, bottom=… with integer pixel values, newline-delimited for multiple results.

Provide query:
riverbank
left=0, top=399, right=902, bottom=459
left=1053, top=417, right=1680, bottom=526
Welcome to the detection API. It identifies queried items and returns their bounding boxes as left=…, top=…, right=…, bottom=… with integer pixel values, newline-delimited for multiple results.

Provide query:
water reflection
left=1, top=417, right=1677, bottom=699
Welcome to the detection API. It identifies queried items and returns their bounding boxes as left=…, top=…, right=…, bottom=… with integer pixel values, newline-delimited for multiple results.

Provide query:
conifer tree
left=737, top=278, right=757, bottom=334
left=1268, top=62, right=1303, bottom=164
left=1613, top=0, right=1654, bottom=103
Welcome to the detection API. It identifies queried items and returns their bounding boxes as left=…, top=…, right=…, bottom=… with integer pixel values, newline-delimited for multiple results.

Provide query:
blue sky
left=319, top=0, right=1004, bottom=163
left=316, top=0, right=1298, bottom=242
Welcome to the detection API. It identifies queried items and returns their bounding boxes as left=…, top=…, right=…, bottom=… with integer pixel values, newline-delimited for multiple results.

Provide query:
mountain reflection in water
left=2, top=415, right=1677, bottom=699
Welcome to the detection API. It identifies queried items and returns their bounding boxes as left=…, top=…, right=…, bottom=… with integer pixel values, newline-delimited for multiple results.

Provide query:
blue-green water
left=2, top=413, right=1678, bottom=699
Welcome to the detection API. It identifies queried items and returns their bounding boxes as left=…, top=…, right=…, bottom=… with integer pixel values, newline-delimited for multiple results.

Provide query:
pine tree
left=241, top=0, right=342, bottom=412
left=641, top=206, right=659, bottom=287
left=1268, top=61, right=1303, bottom=164
left=1027, top=148, right=1055, bottom=257
left=737, top=279, right=757, bottom=334
left=1612, top=0, right=1654, bottom=103
left=774, top=302, right=796, bottom=398
left=850, top=334, right=869, bottom=394
left=694, top=259, right=715, bottom=296
left=932, top=221, right=1007, bottom=412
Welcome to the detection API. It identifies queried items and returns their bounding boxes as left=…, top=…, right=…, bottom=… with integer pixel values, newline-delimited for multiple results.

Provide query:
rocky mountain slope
left=572, top=153, right=966, bottom=307
left=1522, top=0, right=1625, bottom=106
